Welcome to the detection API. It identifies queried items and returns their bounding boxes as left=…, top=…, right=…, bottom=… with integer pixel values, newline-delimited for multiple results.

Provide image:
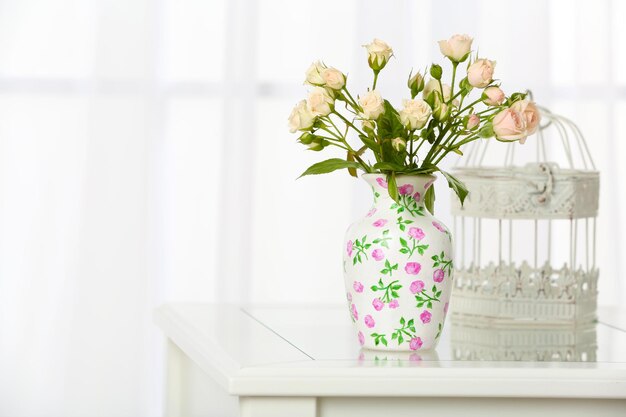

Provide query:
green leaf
left=399, top=248, right=409, bottom=254
left=377, top=100, right=405, bottom=141
left=359, top=135, right=380, bottom=153
left=424, top=184, right=435, bottom=215
left=346, top=151, right=358, bottom=178
left=387, top=172, right=399, bottom=203
left=373, top=161, right=405, bottom=172
left=440, top=170, right=469, bottom=206
left=298, top=158, right=362, bottom=178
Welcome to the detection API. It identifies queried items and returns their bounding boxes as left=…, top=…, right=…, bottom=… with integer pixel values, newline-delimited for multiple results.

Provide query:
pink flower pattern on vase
left=404, top=262, right=421, bottom=275
left=398, top=184, right=414, bottom=195
left=372, top=249, right=385, bottom=261
left=410, top=280, right=425, bottom=294
left=409, top=337, right=423, bottom=350
left=372, top=218, right=388, bottom=227
left=344, top=174, right=453, bottom=351
left=433, top=268, right=445, bottom=283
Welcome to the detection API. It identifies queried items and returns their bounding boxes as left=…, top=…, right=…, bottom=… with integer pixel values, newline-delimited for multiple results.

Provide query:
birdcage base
left=451, top=261, right=598, bottom=325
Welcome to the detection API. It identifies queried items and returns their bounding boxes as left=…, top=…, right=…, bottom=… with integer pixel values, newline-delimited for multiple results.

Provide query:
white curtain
left=0, top=0, right=624, bottom=416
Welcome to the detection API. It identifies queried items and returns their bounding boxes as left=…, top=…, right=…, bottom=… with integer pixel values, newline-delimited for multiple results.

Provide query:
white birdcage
left=450, top=104, right=600, bottom=325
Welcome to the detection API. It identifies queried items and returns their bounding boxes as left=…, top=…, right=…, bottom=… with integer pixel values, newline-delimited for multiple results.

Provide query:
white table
left=154, top=304, right=626, bottom=417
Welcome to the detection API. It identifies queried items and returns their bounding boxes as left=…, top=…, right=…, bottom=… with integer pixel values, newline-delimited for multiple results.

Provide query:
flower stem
left=372, top=70, right=380, bottom=90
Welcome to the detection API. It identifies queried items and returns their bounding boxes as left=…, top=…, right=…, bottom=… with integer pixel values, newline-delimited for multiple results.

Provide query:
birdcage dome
left=450, top=105, right=599, bottom=325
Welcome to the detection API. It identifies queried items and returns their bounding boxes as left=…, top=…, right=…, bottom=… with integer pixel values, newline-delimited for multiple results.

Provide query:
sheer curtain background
left=0, top=0, right=624, bottom=416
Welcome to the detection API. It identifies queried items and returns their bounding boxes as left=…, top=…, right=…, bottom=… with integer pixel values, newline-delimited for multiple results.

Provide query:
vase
left=343, top=174, right=453, bottom=351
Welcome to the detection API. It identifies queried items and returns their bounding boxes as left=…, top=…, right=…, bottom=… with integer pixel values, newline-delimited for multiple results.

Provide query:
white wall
left=0, top=0, right=624, bottom=416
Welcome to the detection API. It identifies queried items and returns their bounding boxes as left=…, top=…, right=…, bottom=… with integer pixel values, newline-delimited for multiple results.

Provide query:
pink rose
left=433, top=268, right=445, bottom=283
left=376, top=177, right=388, bottom=189
left=413, top=191, right=421, bottom=202
left=351, top=303, right=359, bottom=321
left=372, top=218, right=388, bottom=227
left=467, top=58, right=495, bottom=88
left=493, top=107, right=527, bottom=142
left=346, top=292, right=352, bottom=301
left=372, top=249, right=385, bottom=261
left=432, top=221, right=446, bottom=233
left=388, top=299, right=399, bottom=309
left=466, top=113, right=480, bottom=130
left=409, top=337, right=423, bottom=351
left=420, top=310, right=432, bottom=324
left=424, top=179, right=435, bottom=189
left=364, top=314, right=376, bottom=328
left=405, top=262, right=421, bottom=275
left=398, top=184, right=414, bottom=195
left=483, top=86, right=505, bottom=106
left=358, top=331, right=365, bottom=346
left=444, top=302, right=449, bottom=315
left=511, top=99, right=541, bottom=142
left=372, top=298, right=384, bottom=311
left=347, top=240, right=354, bottom=256
left=410, top=280, right=425, bottom=294
left=366, top=207, right=377, bottom=217
left=408, top=227, right=425, bottom=240
left=353, top=281, right=364, bottom=293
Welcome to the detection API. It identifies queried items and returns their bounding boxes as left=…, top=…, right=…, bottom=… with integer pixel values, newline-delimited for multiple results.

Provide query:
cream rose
left=422, top=79, right=452, bottom=102
left=288, top=100, right=315, bottom=133
left=483, top=86, right=505, bottom=106
left=363, top=39, right=393, bottom=70
left=466, top=113, right=480, bottom=130
left=467, top=58, right=495, bottom=88
left=307, top=86, right=334, bottom=116
left=438, top=34, right=473, bottom=62
left=391, top=137, right=407, bottom=152
left=305, top=61, right=326, bottom=86
left=321, top=67, right=345, bottom=90
left=511, top=99, right=541, bottom=139
left=492, top=107, right=527, bottom=141
left=359, top=90, right=385, bottom=120
left=399, top=99, right=432, bottom=130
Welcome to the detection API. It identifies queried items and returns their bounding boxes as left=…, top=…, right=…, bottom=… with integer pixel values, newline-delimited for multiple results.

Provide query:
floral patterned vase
left=344, top=174, right=453, bottom=351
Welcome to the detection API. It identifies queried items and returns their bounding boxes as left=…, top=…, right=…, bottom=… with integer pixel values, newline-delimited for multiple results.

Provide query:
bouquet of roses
left=287, top=34, right=540, bottom=212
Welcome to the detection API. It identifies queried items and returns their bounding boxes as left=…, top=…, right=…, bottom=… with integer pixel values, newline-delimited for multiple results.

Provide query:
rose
left=347, top=240, right=353, bottom=256
left=398, top=184, right=414, bottom=195
left=372, top=249, right=385, bottom=261
left=322, top=67, right=346, bottom=90
left=288, top=100, right=315, bottom=133
left=438, top=34, right=473, bottom=62
left=432, top=221, right=446, bottom=232
left=433, top=268, right=445, bottom=282
left=362, top=119, right=375, bottom=131
left=432, top=101, right=449, bottom=122
left=405, top=262, right=421, bottom=275
left=466, top=113, right=480, bottom=130
left=364, top=315, right=376, bottom=328
left=413, top=191, right=421, bottom=202
left=363, top=38, right=393, bottom=70
left=420, top=310, right=432, bottom=324
left=483, top=86, right=505, bottom=106
left=359, top=90, right=385, bottom=119
left=410, top=280, right=425, bottom=294
left=391, top=137, right=406, bottom=152
left=388, top=299, right=399, bottom=309
left=304, top=60, right=325, bottom=85
left=493, top=107, right=527, bottom=141
left=372, top=298, right=384, bottom=311
left=358, top=331, right=365, bottom=346
left=307, top=86, right=334, bottom=116
left=422, top=79, right=451, bottom=102
left=409, top=337, right=423, bottom=351
left=408, top=227, right=425, bottom=240
left=408, top=71, right=425, bottom=95
left=375, top=177, right=387, bottom=188
left=346, top=292, right=352, bottom=302
left=467, top=59, right=495, bottom=88
left=399, top=99, right=432, bottom=130
left=372, top=218, right=388, bottom=227
left=353, top=281, right=364, bottom=293
left=511, top=99, right=541, bottom=141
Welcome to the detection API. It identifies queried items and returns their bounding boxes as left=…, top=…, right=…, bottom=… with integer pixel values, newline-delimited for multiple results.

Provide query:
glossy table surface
left=154, top=303, right=626, bottom=399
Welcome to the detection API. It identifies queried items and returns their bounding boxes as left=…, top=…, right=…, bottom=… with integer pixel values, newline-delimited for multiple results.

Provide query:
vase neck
left=362, top=174, right=436, bottom=206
